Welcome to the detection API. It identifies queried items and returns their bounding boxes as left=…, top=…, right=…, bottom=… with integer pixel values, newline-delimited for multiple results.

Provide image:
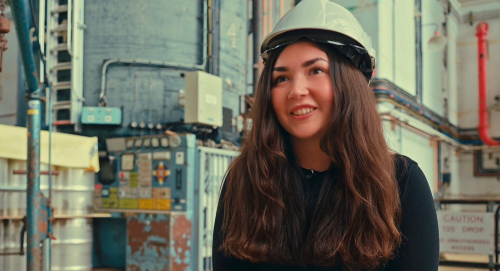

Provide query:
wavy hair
left=220, top=41, right=401, bottom=270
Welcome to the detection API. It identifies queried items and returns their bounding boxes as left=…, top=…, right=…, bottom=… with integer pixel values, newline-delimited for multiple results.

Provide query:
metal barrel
left=2, top=220, right=27, bottom=271
left=51, top=168, right=94, bottom=271
left=53, top=168, right=94, bottom=216
left=0, top=158, right=8, bottom=217
left=7, top=160, right=49, bottom=217
left=0, top=162, right=94, bottom=271
left=51, top=218, right=93, bottom=271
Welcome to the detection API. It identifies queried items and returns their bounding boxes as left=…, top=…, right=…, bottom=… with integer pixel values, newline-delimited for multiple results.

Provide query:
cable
left=28, top=0, right=47, bottom=68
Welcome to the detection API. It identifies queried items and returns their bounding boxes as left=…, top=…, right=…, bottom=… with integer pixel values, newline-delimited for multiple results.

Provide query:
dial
left=126, top=139, right=134, bottom=149
left=169, top=135, right=181, bottom=148
left=160, top=137, right=169, bottom=147
left=134, top=139, right=143, bottom=148
left=121, top=154, right=135, bottom=171
left=151, top=138, right=160, bottom=148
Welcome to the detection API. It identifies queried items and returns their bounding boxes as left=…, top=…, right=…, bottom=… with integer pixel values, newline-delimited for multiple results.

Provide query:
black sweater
left=212, top=155, right=439, bottom=271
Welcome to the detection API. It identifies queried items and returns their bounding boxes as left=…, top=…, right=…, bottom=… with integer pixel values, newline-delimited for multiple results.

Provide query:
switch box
left=184, top=71, right=223, bottom=127
left=81, top=106, right=122, bottom=125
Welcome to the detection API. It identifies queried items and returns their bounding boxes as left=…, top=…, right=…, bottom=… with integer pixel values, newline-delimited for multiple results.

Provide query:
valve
left=0, top=14, right=10, bottom=34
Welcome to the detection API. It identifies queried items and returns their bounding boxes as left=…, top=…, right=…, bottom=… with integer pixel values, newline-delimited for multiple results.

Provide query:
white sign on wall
left=437, top=211, right=495, bottom=255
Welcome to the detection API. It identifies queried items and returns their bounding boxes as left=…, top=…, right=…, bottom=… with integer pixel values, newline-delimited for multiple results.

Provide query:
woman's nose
left=287, top=77, right=309, bottom=99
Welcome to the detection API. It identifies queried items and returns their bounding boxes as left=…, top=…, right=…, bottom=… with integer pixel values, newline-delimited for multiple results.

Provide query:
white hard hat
left=260, top=0, right=376, bottom=80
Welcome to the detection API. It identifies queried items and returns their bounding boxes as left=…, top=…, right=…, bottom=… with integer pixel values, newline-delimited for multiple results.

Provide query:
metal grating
left=194, top=147, right=238, bottom=271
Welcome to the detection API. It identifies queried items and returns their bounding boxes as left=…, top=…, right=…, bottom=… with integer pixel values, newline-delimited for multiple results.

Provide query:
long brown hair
left=220, top=41, right=401, bottom=270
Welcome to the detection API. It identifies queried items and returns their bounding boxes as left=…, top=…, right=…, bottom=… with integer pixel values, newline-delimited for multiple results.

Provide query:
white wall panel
left=401, top=128, right=436, bottom=194
left=394, top=0, right=416, bottom=95
left=422, top=0, right=446, bottom=117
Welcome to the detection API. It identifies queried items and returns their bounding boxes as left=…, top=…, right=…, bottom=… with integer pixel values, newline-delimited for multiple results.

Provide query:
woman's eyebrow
left=273, top=57, right=328, bottom=72
left=302, top=57, right=328, bottom=68
left=273, top=66, right=288, bottom=72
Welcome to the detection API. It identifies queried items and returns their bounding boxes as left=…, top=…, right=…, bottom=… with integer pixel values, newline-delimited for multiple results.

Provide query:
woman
left=212, top=0, right=439, bottom=270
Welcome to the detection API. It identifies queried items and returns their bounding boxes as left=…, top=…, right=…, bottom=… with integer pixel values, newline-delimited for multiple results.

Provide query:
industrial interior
left=1, top=0, right=500, bottom=270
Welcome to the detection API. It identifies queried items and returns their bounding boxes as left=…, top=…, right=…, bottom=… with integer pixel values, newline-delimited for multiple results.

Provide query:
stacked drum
left=0, top=159, right=94, bottom=271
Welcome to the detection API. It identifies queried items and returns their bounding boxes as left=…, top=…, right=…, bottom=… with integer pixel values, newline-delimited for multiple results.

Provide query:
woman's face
left=271, top=41, right=334, bottom=142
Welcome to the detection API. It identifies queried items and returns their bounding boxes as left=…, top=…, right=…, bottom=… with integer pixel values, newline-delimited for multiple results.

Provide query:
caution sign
left=437, top=211, right=494, bottom=254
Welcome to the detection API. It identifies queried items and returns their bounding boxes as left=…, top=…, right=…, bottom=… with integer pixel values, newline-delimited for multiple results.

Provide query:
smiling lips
left=291, top=107, right=317, bottom=116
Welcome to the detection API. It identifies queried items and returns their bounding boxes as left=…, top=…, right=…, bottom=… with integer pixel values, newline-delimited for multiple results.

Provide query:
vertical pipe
left=415, top=0, right=423, bottom=103
left=252, top=0, right=263, bottom=92
left=280, top=0, right=284, bottom=18
left=392, top=0, right=396, bottom=82
left=263, top=0, right=267, bottom=38
left=487, top=201, right=495, bottom=269
left=433, top=139, right=439, bottom=194
left=213, top=0, right=220, bottom=75
left=476, top=22, right=500, bottom=146
left=7, top=1, right=44, bottom=270
left=495, top=205, right=500, bottom=268
left=269, top=0, right=273, bottom=34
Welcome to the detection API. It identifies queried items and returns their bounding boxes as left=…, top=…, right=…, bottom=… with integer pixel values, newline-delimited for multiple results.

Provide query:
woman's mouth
left=291, top=107, right=316, bottom=116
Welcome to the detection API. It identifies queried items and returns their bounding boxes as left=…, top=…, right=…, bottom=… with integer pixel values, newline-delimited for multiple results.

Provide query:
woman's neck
left=291, top=137, right=331, bottom=172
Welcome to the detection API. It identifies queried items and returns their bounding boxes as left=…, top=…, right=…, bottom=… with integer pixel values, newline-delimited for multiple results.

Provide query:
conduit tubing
left=476, top=22, right=500, bottom=146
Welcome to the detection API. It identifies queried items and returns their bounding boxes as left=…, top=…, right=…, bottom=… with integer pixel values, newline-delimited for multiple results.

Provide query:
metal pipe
left=99, top=59, right=204, bottom=106
left=415, top=0, right=423, bottom=103
left=8, top=0, right=46, bottom=270
left=98, top=0, right=208, bottom=106
left=495, top=204, right=500, bottom=268
left=252, top=0, right=263, bottom=93
left=280, top=0, right=284, bottom=18
left=476, top=22, right=500, bottom=146
left=67, top=0, right=73, bottom=56
left=263, top=0, right=267, bottom=37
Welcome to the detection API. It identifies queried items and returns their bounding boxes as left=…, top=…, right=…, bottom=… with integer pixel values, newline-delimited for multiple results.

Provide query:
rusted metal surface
left=26, top=107, right=44, bottom=271
left=127, top=215, right=171, bottom=271
left=126, top=214, right=194, bottom=271
left=171, top=214, right=191, bottom=271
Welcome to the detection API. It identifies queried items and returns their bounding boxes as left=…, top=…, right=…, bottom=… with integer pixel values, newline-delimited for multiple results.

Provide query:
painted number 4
left=227, top=23, right=237, bottom=48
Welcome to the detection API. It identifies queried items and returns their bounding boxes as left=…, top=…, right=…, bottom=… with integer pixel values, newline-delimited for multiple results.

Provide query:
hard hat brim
left=260, top=29, right=375, bottom=80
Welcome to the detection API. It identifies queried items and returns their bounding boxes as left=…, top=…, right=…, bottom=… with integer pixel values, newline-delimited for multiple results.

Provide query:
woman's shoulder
left=392, top=154, right=425, bottom=197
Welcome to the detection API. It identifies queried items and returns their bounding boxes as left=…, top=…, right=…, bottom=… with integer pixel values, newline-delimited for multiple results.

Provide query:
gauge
left=121, top=153, right=135, bottom=171
left=134, top=139, right=143, bottom=148
left=126, top=139, right=134, bottom=149
left=143, top=138, right=151, bottom=148
left=151, top=138, right=160, bottom=148
left=160, top=137, right=169, bottom=147
left=169, top=135, right=181, bottom=148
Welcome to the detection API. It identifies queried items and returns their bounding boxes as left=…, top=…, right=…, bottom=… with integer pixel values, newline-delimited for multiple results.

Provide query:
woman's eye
left=311, top=68, right=324, bottom=75
left=274, top=76, right=288, bottom=84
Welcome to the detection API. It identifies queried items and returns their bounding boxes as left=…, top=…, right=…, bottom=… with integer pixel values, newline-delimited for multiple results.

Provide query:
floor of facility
left=439, top=253, right=493, bottom=271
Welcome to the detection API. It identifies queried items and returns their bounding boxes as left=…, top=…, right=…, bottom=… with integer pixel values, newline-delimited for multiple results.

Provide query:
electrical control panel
left=81, top=106, right=122, bottom=125
left=96, top=134, right=196, bottom=212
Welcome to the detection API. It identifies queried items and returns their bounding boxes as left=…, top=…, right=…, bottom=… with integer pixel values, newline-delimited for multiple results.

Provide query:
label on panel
left=157, top=199, right=171, bottom=210
left=102, top=198, right=118, bottom=208
left=139, top=199, right=156, bottom=209
left=119, top=199, right=139, bottom=209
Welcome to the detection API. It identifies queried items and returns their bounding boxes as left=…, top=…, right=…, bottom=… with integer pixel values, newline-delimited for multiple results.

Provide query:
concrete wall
left=78, top=0, right=248, bottom=138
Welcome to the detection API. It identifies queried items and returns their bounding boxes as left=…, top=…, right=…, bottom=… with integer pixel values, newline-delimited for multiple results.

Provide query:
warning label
left=437, top=211, right=494, bottom=255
